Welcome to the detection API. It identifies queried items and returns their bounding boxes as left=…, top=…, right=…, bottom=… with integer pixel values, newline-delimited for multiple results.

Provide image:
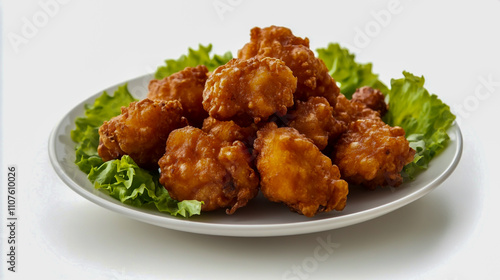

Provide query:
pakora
left=352, top=86, right=388, bottom=117
left=332, top=118, right=415, bottom=189
left=202, top=116, right=259, bottom=147
left=203, top=57, right=297, bottom=126
left=158, top=126, right=259, bottom=214
left=238, top=25, right=340, bottom=106
left=98, top=98, right=187, bottom=169
left=148, top=65, right=209, bottom=127
left=286, top=96, right=346, bottom=150
left=331, top=90, right=413, bottom=188
left=333, top=93, right=381, bottom=125
left=253, top=123, right=348, bottom=217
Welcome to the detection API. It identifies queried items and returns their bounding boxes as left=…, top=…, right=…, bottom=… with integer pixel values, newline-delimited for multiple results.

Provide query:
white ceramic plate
left=48, top=74, right=463, bottom=237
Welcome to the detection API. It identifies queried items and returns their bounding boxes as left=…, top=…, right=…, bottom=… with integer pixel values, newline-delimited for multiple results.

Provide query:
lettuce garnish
left=317, top=43, right=389, bottom=98
left=154, top=44, right=233, bottom=80
left=71, top=84, right=202, bottom=217
left=72, top=84, right=136, bottom=174
left=317, top=43, right=456, bottom=179
left=384, top=72, right=456, bottom=177
left=89, top=155, right=202, bottom=217
left=72, top=84, right=136, bottom=144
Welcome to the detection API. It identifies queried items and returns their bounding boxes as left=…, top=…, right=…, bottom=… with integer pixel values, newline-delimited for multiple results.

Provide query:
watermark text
left=282, top=234, right=339, bottom=280
left=7, top=0, right=72, bottom=53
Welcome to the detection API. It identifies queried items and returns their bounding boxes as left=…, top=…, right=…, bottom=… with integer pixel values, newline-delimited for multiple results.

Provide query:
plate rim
left=48, top=75, right=463, bottom=237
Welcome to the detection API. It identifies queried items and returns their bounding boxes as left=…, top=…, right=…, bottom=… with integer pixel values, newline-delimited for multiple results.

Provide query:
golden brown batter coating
left=202, top=117, right=259, bottom=147
left=158, top=126, right=259, bottom=214
left=286, top=96, right=346, bottom=150
left=333, top=118, right=415, bottom=189
left=331, top=92, right=413, bottom=188
left=352, top=86, right=388, bottom=117
left=98, top=99, right=187, bottom=169
left=148, top=65, right=209, bottom=127
left=202, top=57, right=296, bottom=126
left=253, top=123, right=348, bottom=217
left=237, top=25, right=310, bottom=54
left=238, top=26, right=340, bottom=106
left=333, top=93, right=381, bottom=125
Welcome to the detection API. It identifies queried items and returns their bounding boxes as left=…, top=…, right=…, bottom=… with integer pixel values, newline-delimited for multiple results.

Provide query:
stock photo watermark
left=213, top=0, right=243, bottom=21
left=5, top=166, right=18, bottom=273
left=453, top=74, right=500, bottom=122
left=282, top=234, right=340, bottom=280
left=343, top=0, right=403, bottom=53
left=7, top=0, right=72, bottom=54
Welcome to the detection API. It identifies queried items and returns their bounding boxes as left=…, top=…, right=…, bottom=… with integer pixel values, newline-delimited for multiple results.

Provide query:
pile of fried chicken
left=97, top=26, right=415, bottom=217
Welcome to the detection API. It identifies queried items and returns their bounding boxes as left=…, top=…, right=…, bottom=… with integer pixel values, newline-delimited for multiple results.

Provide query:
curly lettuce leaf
left=71, top=84, right=202, bottom=217
left=72, top=84, right=136, bottom=173
left=71, top=84, right=136, bottom=143
left=155, top=44, right=233, bottom=79
left=88, top=156, right=202, bottom=217
left=318, top=43, right=455, bottom=179
left=74, top=126, right=103, bottom=174
left=316, top=43, right=389, bottom=98
left=384, top=72, right=456, bottom=177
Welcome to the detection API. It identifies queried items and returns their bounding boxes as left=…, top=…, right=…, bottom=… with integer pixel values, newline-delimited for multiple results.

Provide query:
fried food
left=158, top=126, right=259, bottom=214
left=352, top=86, right=388, bottom=117
left=202, top=116, right=259, bottom=147
left=253, top=123, right=348, bottom=217
left=202, top=57, right=296, bottom=126
left=332, top=118, right=415, bottom=189
left=238, top=26, right=340, bottom=106
left=286, top=96, right=346, bottom=150
left=332, top=92, right=414, bottom=188
left=98, top=99, right=187, bottom=169
left=95, top=26, right=420, bottom=217
left=237, top=25, right=310, bottom=52
left=333, top=93, right=381, bottom=125
left=148, top=65, right=209, bottom=127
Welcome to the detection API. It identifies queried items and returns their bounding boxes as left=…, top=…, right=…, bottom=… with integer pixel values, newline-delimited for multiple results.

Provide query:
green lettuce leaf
left=74, top=126, right=103, bottom=174
left=384, top=72, right=456, bottom=177
left=316, top=43, right=389, bottom=98
left=88, top=156, right=202, bottom=217
left=71, top=84, right=202, bottom=217
left=154, top=44, right=233, bottom=80
left=72, top=84, right=136, bottom=173
left=318, top=43, right=456, bottom=179
left=71, top=84, right=136, bottom=143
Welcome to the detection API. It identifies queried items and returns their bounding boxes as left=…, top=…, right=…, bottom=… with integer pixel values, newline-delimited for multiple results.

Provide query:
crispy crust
left=98, top=98, right=187, bottom=169
left=203, top=57, right=297, bottom=126
left=158, top=126, right=259, bottom=214
left=254, top=123, right=348, bottom=217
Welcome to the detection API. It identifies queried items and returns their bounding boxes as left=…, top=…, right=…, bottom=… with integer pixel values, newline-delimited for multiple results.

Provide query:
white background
left=1, top=0, right=500, bottom=279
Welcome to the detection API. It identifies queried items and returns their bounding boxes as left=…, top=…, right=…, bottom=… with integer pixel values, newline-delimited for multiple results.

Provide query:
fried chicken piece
left=286, top=96, right=346, bottom=150
left=148, top=65, right=209, bottom=127
left=253, top=123, right=348, bottom=217
left=352, top=86, right=388, bottom=117
left=98, top=99, right=187, bottom=169
left=333, top=93, right=381, bottom=125
left=158, top=126, right=259, bottom=214
left=237, top=25, right=310, bottom=52
left=331, top=92, right=414, bottom=188
left=203, top=57, right=296, bottom=126
left=202, top=117, right=259, bottom=147
left=238, top=26, right=340, bottom=106
left=333, top=118, right=415, bottom=189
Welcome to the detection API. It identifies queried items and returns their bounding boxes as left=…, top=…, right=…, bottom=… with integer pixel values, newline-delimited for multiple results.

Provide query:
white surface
left=47, top=73, right=463, bottom=237
left=1, top=0, right=499, bottom=279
